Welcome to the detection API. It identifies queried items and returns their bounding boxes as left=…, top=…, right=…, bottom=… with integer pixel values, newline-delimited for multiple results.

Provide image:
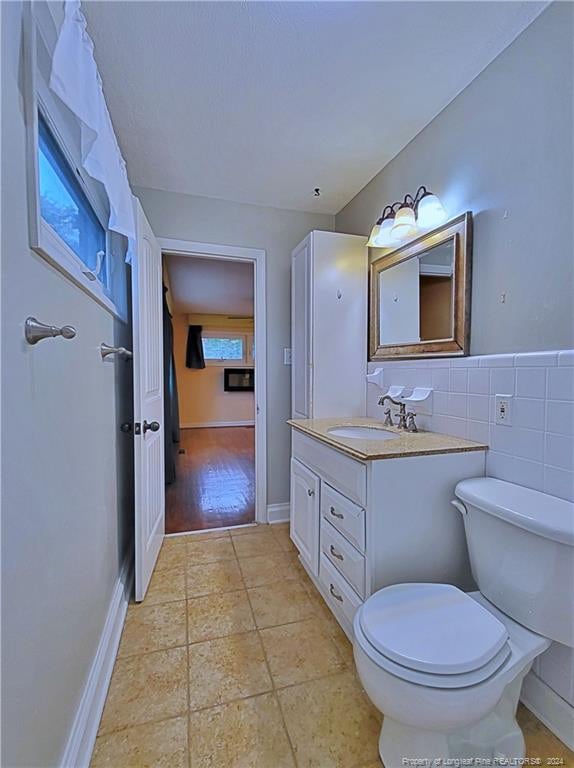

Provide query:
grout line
left=183, top=557, right=192, bottom=768
left=273, top=686, right=300, bottom=767
left=187, top=626, right=258, bottom=647
left=113, top=642, right=190, bottom=663
left=98, top=710, right=193, bottom=739
left=238, top=565, right=301, bottom=762
left=188, top=688, right=276, bottom=718
left=166, top=522, right=257, bottom=538
left=117, top=637, right=188, bottom=661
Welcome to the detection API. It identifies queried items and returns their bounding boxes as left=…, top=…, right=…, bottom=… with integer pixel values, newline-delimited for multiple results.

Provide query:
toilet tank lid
left=455, top=478, right=574, bottom=546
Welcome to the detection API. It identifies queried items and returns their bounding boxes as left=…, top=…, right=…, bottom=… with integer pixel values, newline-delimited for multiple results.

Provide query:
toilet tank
left=454, top=478, right=574, bottom=647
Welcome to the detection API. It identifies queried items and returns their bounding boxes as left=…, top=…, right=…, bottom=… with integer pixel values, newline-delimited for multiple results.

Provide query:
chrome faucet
left=378, top=395, right=408, bottom=430
left=406, top=411, right=418, bottom=433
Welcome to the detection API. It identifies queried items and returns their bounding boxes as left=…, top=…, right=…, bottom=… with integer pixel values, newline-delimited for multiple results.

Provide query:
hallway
left=166, top=427, right=255, bottom=533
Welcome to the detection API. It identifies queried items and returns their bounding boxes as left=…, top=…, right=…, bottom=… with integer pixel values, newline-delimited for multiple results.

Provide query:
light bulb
left=391, top=206, right=417, bottom=241
left=417, top=193, right=447, bottom=228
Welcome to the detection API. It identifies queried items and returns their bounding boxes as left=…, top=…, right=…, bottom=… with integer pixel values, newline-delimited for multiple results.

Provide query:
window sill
left=33, top=220, right=127, bottom=323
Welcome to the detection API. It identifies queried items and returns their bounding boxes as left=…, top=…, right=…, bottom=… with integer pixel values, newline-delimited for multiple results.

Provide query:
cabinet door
left=290, top=458, right=320, bottom=576
left=291, top=238, right=312, bottom=418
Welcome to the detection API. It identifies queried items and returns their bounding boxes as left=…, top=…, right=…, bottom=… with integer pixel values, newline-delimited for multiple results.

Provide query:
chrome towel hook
left=25, top=317, right=76, bottom=345
left=100, top=343, right=132, bottom=361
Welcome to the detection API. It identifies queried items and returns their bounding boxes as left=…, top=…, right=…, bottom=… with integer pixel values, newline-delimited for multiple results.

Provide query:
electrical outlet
left=283, top=348, right=292, bottom=366
left=495, top=395, right=513, bottom=426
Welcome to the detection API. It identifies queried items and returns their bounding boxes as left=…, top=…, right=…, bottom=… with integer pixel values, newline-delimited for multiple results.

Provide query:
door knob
left=143, top=420, right=160, bottom=433
left=120, top=422, right=132, bottom=433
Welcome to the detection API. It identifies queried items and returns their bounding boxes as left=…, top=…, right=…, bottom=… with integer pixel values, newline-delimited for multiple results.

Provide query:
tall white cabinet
left=291, top=231, right=368, bottom=419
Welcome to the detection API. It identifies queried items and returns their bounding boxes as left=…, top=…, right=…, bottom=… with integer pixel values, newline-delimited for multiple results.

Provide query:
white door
left=132, top=199, right=165, bottom=601
left=291, top=238, right=312, bottom=419
left=290, top=458, right=320, bottom=576
left=379, top=257, right=420, bottom=345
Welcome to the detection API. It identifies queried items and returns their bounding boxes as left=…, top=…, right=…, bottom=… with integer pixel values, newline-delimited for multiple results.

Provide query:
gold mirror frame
left=369, top=212, right=473, bottom=360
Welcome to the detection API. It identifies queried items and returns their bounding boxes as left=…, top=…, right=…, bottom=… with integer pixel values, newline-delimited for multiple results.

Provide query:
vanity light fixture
left=367, top=186, right=447, bottom=248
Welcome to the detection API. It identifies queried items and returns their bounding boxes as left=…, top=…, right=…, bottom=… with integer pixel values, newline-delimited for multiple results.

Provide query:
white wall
left=1, top=3, right=133, bottom=765
left=136, top=186, right=334, bottom=504
left=336, top=3, right=574, bottom=356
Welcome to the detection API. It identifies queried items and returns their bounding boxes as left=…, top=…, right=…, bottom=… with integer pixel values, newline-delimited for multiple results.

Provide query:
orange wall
left=172, top=313, right=255, bottom=427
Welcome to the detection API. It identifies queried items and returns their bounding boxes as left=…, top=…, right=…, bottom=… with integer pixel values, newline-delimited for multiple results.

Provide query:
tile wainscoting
left=368, top=350, right=574, bottom=503
left=367, top=349, right=574, bottom=745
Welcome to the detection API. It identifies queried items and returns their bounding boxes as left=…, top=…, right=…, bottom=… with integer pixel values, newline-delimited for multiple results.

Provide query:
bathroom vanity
left=289, top=418, right=487, bottom=638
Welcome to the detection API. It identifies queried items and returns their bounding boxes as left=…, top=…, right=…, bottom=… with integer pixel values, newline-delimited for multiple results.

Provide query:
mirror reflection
left=379, top=240, right=454, bottom=346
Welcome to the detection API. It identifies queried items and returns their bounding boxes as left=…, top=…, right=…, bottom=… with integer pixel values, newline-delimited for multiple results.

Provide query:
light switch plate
left=495, top=395, right=513, bottom=426
left=283, top=348, right=292, bottom=365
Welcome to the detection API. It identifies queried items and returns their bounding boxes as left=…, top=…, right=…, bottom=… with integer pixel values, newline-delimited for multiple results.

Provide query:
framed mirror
left=369, top=212, right=472, bottom=360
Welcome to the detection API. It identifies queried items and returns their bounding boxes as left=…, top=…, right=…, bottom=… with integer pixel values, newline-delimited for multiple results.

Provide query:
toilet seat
left=356, top=583, right=511, bottom=689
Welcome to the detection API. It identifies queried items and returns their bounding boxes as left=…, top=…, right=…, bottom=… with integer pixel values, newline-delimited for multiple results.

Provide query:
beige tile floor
left=92, top=523, right=574, bottom=768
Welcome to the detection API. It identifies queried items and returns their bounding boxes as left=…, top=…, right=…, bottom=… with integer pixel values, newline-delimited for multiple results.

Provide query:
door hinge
left=134, top=422, right=141, bottom=435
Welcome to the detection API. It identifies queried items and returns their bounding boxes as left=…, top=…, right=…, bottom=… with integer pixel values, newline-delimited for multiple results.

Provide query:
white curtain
left=49, top=0, right=136, bottom=261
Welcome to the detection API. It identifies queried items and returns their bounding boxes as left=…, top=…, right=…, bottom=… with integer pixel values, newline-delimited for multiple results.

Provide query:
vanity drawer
left=292, top=430, right=367, bottom=506
left=321, top=483, right=365, bottom=553
left=321, top=519, right=365, bottom=598
left=319, top=553, right=362, bottom=630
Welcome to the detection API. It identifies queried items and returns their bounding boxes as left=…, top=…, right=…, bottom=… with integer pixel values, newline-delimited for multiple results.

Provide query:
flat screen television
left=224, top=368, right=254, bottom=392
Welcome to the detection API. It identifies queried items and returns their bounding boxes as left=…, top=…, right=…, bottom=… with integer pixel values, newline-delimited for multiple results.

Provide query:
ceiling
left=84, top=1, right=545, bottom=214
left=165, top=255, right=254, bottom=316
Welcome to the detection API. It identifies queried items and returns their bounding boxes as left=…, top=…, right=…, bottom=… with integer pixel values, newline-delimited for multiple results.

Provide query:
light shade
left=391, top=206, right=417, bottom=241
left=366, top=222, right=382, bottom=248
left=375, top=217, right=399, bottom=247
left=417, top=192, right=447, bottom=228
left=368, top=216, right=400, bottom=248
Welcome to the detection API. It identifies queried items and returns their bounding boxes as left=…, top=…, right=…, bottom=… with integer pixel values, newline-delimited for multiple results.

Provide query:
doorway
left=160, top=239, right=267, bottom=534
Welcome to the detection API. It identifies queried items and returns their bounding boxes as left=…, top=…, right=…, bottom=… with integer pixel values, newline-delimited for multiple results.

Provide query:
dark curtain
left=163, top=286, right=180, bottom=485
left=186, top=325, right=206, bottom=369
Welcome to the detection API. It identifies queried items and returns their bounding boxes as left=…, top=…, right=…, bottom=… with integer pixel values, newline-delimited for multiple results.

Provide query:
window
left=25, top=11, right=128, bottom=320
left=201, top=332, right=254, bottom=366
left=202, top=335, right=244, bottom=362
left=38, top=114, right=107, bottom=282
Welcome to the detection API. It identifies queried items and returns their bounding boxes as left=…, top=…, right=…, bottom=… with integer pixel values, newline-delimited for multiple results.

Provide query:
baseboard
left=267, top=502, right=290, bottom=523
left=180, top=420, right=255, bottom=429
left=60, top=555, right=133, bottom=768
left=521, top=670, right=574, bottom=750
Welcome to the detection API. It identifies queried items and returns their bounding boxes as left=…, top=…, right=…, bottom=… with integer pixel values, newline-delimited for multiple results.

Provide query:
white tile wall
left=366, top=348, right=574, bottom=710
left=367, top=349, right=574, bottom=502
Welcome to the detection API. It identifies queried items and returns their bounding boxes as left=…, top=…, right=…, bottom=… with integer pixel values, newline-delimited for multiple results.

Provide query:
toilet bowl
left=353, top=478, right=574, bottom=767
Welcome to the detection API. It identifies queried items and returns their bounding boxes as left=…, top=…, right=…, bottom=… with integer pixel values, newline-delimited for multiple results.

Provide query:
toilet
left=353, top=477, right=574, bottom=766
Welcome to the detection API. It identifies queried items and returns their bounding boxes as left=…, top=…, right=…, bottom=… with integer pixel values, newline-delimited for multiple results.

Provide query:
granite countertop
left=288, top=417, right=488, bottom=462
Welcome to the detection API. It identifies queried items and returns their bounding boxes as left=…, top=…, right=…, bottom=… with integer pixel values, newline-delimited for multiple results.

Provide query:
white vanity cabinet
left=289, top=428, right=486, bottom=638
left=291, top=231, right=367, bottom=419
left=289, top=458, right=320, bottom=575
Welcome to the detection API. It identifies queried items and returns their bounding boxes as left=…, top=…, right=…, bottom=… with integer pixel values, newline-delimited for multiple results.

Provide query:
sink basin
left=327, top=426, right=398, bottom=441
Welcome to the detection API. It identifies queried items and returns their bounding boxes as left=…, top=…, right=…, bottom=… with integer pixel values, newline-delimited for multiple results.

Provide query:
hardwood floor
left=165, top=426, right=255, bottom=534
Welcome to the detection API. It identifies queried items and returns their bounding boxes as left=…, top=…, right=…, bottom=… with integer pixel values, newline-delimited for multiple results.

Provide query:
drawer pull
left=329, top=545, right=344, bottom=561
left=329, top=583, right=343, bottom=602
left=307, top=488, right=315, bottom=497
left=330, top=506, right=344, bottom=519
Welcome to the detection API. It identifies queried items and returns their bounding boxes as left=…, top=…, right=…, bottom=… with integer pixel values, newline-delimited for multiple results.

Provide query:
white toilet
left=353, top=477, right=574, bottom=766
